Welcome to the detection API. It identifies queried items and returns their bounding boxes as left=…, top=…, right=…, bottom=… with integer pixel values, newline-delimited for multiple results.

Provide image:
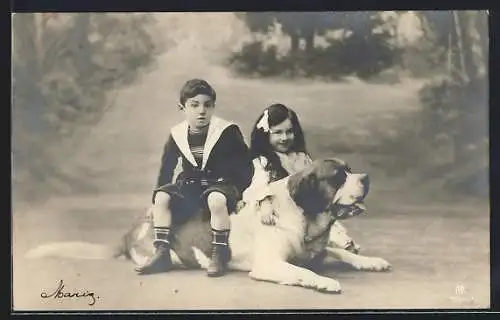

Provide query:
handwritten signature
left=40, top=280, right=99, bottom=306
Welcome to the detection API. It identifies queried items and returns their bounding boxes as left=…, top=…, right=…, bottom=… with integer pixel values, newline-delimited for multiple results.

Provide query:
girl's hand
left=261, top=211, right=277, bottom=225
left=259, top=198, right=277, bottom=225
left=236, top=200, right=246, bottom=213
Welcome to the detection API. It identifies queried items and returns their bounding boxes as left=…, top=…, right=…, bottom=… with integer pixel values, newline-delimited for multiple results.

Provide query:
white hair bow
left=256, top=109, right=269, bottom=132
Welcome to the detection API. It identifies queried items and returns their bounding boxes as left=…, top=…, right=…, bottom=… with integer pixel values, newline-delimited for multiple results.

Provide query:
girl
left=242, top=103, right=361, bottom=254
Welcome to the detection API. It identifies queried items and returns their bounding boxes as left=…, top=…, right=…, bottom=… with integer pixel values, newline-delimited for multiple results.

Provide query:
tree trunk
left=290, top=31, right=300, bottom=56
left=475, top=11, right=489, bottom=70
left=303, top=28, right=315, bottom=54
left=289, top=31, right=300, bottom=78
left=416, top=12, right=434, bottom=41
left=452, top=11, right=468, bottom=83
left=13, top=14, right=38, bottom=73
left=457, top=11, right=477, bottom=82
left=71, top=13, right=93, bottom=82
left=446, top=33, right=453, bottom=74
left=34, top=13, right=45, bottom=71
left=451, top=12, right=486, bottom=167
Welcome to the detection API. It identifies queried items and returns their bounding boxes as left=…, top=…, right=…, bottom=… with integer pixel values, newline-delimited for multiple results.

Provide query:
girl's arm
left=242, top=157, right=278, bottom=225
left=305, top=153, right=314, bottom=164
left=242, top=157, right=274, bottom=203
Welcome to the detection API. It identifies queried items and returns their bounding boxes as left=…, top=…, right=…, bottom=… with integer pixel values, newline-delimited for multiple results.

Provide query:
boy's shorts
left=152, top=179, right=241, bottom=222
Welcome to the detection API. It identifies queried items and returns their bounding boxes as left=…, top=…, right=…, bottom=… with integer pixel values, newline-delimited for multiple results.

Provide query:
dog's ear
left=287, top=165, right=327, bottom=215
left=326, top=167, right=348, bottom=190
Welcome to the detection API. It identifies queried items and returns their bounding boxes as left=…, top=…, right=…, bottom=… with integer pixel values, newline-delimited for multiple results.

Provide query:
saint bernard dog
left=25, top=158, right=391, bottom=293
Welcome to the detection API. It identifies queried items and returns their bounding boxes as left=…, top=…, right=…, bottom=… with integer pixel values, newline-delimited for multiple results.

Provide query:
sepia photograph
left=12, top=11, right=489, bottom=311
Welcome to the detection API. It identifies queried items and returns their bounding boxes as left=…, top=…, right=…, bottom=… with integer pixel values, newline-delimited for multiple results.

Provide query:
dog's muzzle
left=328, top=202, right=367, bottom=220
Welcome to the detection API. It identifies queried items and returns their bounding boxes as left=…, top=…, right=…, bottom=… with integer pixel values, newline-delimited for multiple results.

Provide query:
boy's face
left=180, top=94, right=215, bottom=129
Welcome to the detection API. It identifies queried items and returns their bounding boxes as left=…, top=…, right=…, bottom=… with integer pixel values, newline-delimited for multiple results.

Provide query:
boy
left=135, top=79, right=254, bottom=277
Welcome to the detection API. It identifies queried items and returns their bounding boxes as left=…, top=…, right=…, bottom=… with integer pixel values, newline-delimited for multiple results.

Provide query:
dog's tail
left=25, top=241, right=124, bottom=260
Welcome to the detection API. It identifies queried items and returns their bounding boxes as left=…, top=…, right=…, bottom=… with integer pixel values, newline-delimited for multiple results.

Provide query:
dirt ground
left=11, top=15, right=490, bottom=311
left=13, top=191, right=490, bottom=311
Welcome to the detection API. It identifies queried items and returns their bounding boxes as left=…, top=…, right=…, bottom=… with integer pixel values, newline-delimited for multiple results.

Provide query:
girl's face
left=269, top=118, right=295, bottom=153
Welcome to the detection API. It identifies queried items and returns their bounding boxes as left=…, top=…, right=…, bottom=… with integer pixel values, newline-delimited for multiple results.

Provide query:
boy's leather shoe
left=134, top=242, right=172, bottom=275
left=206, top=243, right=231, bottom=277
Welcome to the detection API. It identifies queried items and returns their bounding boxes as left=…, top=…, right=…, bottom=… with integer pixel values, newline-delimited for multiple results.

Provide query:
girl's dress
left=242, top=151, right=360, bottom=252
left=243, top=152, right=313, bottom=204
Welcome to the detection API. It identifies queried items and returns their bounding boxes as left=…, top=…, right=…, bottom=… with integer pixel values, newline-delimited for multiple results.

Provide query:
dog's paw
left=352, top=256, right=392, bottom=272
left=191, top=246, right=210, bottom=269
left=315, top=276, right=342, bottom=293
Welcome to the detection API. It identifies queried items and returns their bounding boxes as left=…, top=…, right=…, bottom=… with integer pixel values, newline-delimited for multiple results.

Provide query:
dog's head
left=287, top=158, right=369, bottom=219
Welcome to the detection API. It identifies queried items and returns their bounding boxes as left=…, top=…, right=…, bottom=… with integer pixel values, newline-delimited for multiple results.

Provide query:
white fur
left=25, top=242, right=116, bottom=260
left=326, top=247, right=391, bottom=272
left=191, top=178, right=344, bottom=292
left=26, top=241, right=185, bottom=267
left=190, top=176, right=391, bottom=293
left=334, top=173, right=368, bottom=205
left=136, top=221, right=151, bottom=240
left=328, top=221, right=360, bottom=250
left=25, top=165, right=391, bottom=294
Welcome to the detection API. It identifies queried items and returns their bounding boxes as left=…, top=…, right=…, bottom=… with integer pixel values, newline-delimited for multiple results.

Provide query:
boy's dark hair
left=179, top=79, right=217, bottom=105
left=250, top=103, right=309, bottom=180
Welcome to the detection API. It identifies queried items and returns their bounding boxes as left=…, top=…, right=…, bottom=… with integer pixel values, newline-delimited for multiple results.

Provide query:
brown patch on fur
left=287, top=159, right=348, bottom=216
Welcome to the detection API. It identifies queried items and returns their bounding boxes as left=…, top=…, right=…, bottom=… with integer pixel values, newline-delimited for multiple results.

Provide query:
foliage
left=12, top=13, right=164, bottom=202
left=372, top=11, right=488, bottom=196
left=329, top=30, right=401, bottom=80
left=288, top=11, right=489, bottom=197
left=227, top=41, right=285, bottom=78
left=227, top=12, right=402, bottom=81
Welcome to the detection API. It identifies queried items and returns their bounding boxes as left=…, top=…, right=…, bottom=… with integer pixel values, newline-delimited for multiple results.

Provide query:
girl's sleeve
left=304, top=153, right=314, bottom=165
left=242, top=157, right=275, bottom=203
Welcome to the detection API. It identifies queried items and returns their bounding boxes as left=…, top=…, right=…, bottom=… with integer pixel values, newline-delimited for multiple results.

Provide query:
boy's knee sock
left=151, top=197, right=173, bottom=248
left=211, top=228, right=230, bottom=246
left=153, top=226, right=171, bottom=247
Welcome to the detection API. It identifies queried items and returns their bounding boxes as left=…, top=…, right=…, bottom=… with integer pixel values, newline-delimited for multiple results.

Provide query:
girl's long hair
left=250, top=103, right=309, bottom=180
